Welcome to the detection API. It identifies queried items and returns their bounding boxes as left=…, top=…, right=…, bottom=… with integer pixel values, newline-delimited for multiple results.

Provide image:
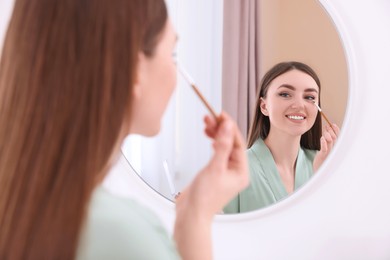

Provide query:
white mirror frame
left=104, top=1, right=390, bottom=259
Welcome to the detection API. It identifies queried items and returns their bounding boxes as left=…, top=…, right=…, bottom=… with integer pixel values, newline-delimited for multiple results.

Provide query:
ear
left=132, top=52, right=147, bottom=100
left=259, top=97, right=269, bottom=116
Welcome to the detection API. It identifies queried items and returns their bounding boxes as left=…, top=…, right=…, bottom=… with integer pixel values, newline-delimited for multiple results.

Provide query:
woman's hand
left=313, top=123, right=340, bottom=172
left=176, top=112, right=249, bottom=218
left=174, top=112, right=249, bottom=260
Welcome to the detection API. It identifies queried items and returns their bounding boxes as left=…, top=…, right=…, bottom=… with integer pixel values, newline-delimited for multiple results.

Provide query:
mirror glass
left=121, top=0, right=348, bottom=211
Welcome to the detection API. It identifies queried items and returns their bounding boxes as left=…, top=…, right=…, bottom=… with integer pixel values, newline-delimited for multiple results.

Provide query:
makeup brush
left=312, top=101, right=336, bottom=132
left=177, top=64, right=219, bottom=121
left=177, top=64, right=240, bottom=147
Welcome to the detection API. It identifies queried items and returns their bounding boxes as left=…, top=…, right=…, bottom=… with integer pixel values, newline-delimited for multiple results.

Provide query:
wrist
left=175, top=199, right=214, bottom=226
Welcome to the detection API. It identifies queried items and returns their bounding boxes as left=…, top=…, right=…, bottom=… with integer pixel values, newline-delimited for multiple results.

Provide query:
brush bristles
left=177, top=64, right=195, bottom=86
left=312, top=100, right=322, bottom=112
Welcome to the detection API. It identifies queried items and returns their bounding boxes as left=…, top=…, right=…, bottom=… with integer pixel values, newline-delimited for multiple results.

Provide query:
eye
left=304, top=95, right=316, bottom=101
left=278, top=92, right=290, bottom=98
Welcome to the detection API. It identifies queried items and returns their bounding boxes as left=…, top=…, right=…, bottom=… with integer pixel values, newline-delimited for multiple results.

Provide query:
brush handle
left=177, top=64, right=219, bottom=121
left=320, top=111, right=335, bottom=132
left=190, top=84, right=219, bottom=120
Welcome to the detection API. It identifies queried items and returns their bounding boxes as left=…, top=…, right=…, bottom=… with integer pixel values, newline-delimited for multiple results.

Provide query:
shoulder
left=246, top=139, right=271, bottom=174
left=77, top=187, right=180, bottom=260
left=246, top=139, right=266, bottom=162
left=302, top=147, right=317, bottom=162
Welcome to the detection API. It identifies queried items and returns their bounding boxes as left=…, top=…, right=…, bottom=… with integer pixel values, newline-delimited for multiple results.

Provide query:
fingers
left=204, top=113, right=243, bottom=145
left=325, top=130, right=334, bottom=148
left=326, top=123, right=340, bottom=137
left=183, top=112, right=249, bottom=216
left=204, top=114, right=218, bottom=138
left=320, top=123, right=340, bottom=154
left=325, top=123, right=339, bottom=144
left=204, top=111, right=247, bottom=174
left=331, top=123, right=340, bottom=136
left=319, top=136, right=328, bottom=154
left=209, top=115, right=234, bottom=169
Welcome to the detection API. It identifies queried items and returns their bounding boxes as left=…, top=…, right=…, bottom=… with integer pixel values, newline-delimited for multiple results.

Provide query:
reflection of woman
left=0, top=0, right=249, bottom=259
left=224, top=61, right=339, bottom=214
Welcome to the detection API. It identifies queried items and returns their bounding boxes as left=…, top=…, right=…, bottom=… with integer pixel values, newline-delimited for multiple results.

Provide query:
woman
left=224, top=61, right=339, bottom=214
left=0, top=0, right=249, bottom=259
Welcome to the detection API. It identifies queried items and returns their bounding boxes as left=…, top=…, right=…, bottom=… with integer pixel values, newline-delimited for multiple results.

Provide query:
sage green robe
left=77, top=186, right=180, bottom=260
left=224, top=138, right=316, bottom=214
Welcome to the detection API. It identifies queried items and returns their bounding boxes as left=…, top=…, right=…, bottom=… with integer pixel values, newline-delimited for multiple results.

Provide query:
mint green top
left=77, top=186, right=180, bottom=260
left=224, top=138, right=316, bottom=214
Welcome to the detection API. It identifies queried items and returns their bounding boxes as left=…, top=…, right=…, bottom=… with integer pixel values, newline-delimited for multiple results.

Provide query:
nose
left=290, top=97, right=306, bottom=109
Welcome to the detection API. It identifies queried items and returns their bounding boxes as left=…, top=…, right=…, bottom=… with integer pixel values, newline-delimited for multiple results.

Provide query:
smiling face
left=260, top=69, right=319, bottom=138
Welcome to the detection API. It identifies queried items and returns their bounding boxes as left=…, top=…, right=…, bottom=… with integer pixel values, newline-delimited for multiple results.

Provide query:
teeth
left=287, top=115, right=304, bottom=120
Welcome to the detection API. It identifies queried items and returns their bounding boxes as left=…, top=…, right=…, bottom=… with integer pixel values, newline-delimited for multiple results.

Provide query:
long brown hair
left=0, top=0, right=167, bottom=259
left=247, top=61, right=322, bottom=150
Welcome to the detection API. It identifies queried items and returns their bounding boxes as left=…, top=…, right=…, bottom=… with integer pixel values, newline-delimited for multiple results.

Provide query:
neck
left=264, top=130, right=301, bottom=170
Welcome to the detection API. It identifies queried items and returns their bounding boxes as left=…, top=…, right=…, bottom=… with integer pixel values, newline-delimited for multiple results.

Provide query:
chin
left=287, top=128, right=309, bottom=137
left=129, top=123, right=161, bottom=137
left=143, top=125, right=161, bottom=137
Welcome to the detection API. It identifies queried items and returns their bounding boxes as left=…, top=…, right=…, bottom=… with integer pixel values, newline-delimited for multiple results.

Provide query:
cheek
left=153, top=63, right=175, bottom=100
left=159, top=63, right=176, bottom=109
left=168, top=65, right=177, bottom=92
left=309, top=109, right=319, bottom=124
left=268, top=102, right=285, bottom=117
left=162, top=59, right=176, bottom=93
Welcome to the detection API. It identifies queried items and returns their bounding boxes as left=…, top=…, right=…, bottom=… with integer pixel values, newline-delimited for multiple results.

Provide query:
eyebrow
left=278, top=84, right=318, bottom=93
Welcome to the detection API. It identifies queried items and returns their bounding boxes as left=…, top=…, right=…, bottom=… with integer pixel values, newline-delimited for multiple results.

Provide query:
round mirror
left=121, top=0, right=348, bottom=211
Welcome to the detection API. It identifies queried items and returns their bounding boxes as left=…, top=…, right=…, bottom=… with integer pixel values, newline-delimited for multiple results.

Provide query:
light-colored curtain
left=222, top=0, right=261, bottom=141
